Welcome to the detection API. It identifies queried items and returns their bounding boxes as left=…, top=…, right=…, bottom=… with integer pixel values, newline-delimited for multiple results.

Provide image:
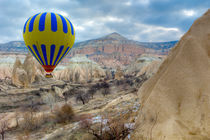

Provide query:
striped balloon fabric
left=23, top=12, right=75, bottom=77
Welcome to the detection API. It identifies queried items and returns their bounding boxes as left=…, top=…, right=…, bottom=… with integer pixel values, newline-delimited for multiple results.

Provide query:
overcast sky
left=0, top=0, right=209, bottom=43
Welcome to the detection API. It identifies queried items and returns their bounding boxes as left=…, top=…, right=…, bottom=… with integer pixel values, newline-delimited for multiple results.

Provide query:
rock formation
left=54, top=55, right=106, bottom=83
left=132, top=10, right=210, bottom=140
left=12, top=53, right=45, bottom=88
left=125, top=55, right=163, bottom=78
left=0, top=66, right=12, bottom=80
left=114, top=66, right=124, bottom=80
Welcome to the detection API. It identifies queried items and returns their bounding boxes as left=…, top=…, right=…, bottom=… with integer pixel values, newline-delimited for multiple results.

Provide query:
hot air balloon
left=23, top=12, right=75, bottom=78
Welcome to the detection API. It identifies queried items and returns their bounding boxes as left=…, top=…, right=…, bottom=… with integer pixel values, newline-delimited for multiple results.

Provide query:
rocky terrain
left=124, top=54, right=164, bottom=77
left=132, top=9, right=210, bottom=140
left=1, top=8, right=208, bottom=140
left=0, top=66, right=148, bottom=140
left=0, top=33, right=176, bottom=69
left=54, top=55, right=107, bottom=83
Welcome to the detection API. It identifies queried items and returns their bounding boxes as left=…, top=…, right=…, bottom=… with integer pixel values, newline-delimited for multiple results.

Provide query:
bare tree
left=74, top=72, right=80, bottom=84
left=0, top=121, right=9, bottom=140
left=87, top=86, right=97, bottom=99
left=75, top=91, right=89, bottom=105
left=42, top=93, right=56, bottom=112
left=79, top=114, right=133, bottom=140
left=15, top=111, right=20, bottom=128
left=101, top=82, right=110, bottom=96
left=90, top=61, right=93, bottom=82
left=69, top=72, right=73, bottom=82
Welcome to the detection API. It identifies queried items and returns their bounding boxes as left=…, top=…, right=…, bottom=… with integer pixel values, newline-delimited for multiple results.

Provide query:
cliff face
left=67, top=33, right=146, bottom=68
left=66, top=33, right=174, bottom=68
left=0, top=33, right=176, bottom=69
left=132, top=10, right=210, bottom=140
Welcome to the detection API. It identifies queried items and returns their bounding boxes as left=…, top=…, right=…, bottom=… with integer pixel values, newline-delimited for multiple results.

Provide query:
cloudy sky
left=0, top=0, right=209, bottom=43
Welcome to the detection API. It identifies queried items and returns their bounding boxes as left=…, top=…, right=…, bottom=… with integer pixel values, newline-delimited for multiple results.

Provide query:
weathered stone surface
left=132, top=9, right=210, bottom=140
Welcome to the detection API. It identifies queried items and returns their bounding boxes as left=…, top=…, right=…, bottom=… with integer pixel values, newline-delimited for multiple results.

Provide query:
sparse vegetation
left=21, top=112, right=40, bottom=131
left=53, top=103, right=74, bottom=124
left=79, top=114, right=133, bottom=140
left=76, top=91, right=90, bottom=105
left=0, top=120, right=9, bottom=140
left=87, top=86, right=97, bottom=99
left=42, top=93, right=56, bottom=112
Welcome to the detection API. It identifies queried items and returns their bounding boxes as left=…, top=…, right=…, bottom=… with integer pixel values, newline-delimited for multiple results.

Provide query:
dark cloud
left=0, top=0, right=209, bottom=43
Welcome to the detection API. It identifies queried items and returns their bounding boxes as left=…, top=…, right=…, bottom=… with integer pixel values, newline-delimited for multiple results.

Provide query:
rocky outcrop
left=54, top=55, right=106, bottom=83
left=114, top=67, right=124, bottom=80
left=132, top=10, right=210, bottom=140
left=0, top=33, right=176, bottom=69
left=0, top=66, right=12, bottom=80
left=64, top=33, right=175, bottom=69
left=12, top=53, right=45, bottom=88
left=125, top=55, right=163, bottom=77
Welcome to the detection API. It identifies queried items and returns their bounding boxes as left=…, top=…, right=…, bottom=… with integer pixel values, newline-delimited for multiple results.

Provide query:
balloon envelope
left=23, top=12, right=75, bottom=77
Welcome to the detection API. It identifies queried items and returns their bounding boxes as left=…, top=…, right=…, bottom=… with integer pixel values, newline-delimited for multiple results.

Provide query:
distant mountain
left=0, top=33, right=177, bottom=54
left=138, top=41, right=178, bottom=50
left=74, top=33, right=177, bottom=50
left=0, top=32, right=178, bottom=68
left=0, top=41, right=28, bottom=53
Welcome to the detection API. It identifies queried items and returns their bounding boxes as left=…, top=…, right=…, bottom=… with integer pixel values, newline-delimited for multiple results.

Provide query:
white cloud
left=137, top=0, right=150, bottom=6
left=124, top=1, right=132, bottom=6
left=74, top=25, right=85, bottom=31
left=130, top=23, right=184, bottom=42
left=48, top=9, right=69, bottom=17
left=99, top=16, right=124, bottom=22
left=182, top=10, right=196, bottom=17
left=124, top=0, right=150, bottom=6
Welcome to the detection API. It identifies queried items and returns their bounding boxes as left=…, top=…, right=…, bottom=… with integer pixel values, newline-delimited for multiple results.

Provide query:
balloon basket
left=45, top=73, right=53, bottom=78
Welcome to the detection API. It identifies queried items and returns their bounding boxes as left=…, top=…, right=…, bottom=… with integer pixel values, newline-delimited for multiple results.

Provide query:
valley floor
left=0, top=76, right=146, bottom=140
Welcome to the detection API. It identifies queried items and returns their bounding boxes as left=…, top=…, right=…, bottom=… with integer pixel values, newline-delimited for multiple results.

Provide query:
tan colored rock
left=132, top=10, right=210, bottom=140
left=0, top=66, right=12, bottom=80
left=125, top=55, right=163, bottom=78
left=23, top=53, right=36, bottom=83
left=12, top=53, right=45, bottom=88
left=54, top=55, right=105, bottom=83
left=115, top=67, right=124, bottom=80
left=136, top=60, right=162, bottom=77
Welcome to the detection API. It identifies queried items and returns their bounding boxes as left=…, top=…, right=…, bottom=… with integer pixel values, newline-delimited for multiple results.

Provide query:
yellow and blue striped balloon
left=23, top=12, right=75, bottom=78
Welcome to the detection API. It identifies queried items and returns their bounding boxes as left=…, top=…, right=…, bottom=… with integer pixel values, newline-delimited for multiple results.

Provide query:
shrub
left=75, top=91, right=90, bottom=105
left=101, top=88, right=110, bottom=96
left=53, top=104, right=74, bottom=124
left=115, top=80, right=124, bottom=86
left=21, top=112, right=41, bottom=131
left=79, top=114, right=133, bottom=140
left=101, top=82, right=110, bottom=96
left=125, top=79, right=134, bottom=86
left=0, top=120, right=9, bottom=140
left=87, top=86, right=97, bottom=99
left=93, top=83, right=101, bottom=90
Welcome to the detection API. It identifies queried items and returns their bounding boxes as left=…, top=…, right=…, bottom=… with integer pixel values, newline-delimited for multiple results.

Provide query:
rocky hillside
left=68, top=33, right=176, bottom=67
left=132, top=9, right=210, bottom=140
left=125, top=54, right=163, bottom=78
left=0, top=33, right=177, bottom=68
left=0, top=41, right=27, bottom=53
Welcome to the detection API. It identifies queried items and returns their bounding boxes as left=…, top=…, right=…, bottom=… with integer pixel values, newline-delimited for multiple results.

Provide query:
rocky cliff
left=67, top=33, right=175, bottom=68
left=0, top=33, right=177, bottom=69
left=132, top=9, right=210, bottom=140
